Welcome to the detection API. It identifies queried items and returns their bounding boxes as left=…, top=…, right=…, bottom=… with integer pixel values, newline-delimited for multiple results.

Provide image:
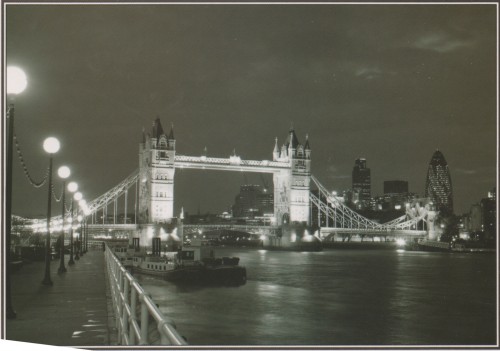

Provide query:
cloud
left=326, top=165, right=351, bottom=180
left=329, top=175, right=351, bottom=180
left=355, top=66, right=383, bottom=80
left=413, top=32, right=473, bottom=53
left=454, top=168, right=478, bottom=175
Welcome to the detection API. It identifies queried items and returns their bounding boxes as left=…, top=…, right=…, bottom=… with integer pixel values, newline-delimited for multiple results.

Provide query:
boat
left=125, top=241, right=247, bottom=286
left=402, top=239, right=451, bottom=252
left=401, top=239, right=496, bottom=254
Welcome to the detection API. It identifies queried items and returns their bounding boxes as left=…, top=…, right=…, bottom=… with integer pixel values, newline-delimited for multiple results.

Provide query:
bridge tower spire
left=272, top=127, right=311, bottom=226
left=272, top=137, right=279, bottom=161
left=138, top=117, right=176, bottom=224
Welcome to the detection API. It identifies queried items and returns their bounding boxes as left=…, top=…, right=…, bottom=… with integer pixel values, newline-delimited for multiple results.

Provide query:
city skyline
left=5, top=3, right=497, bottom=217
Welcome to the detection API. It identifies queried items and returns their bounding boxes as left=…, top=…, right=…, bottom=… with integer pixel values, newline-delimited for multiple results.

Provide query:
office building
left=232, top=184, right=274, bottom=219
left=384, top=180, right=409, bottom=195
left=424, top=150, right=453, bottom=214
left=352, top=158, right=371, bottom=204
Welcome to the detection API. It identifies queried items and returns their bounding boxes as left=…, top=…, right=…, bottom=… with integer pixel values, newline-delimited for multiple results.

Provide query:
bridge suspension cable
left=311, top=175, right=386, bottom=230
left=86, top=169, right=139, bottom=217
left=310, top=175, right=428, bottom=232
left=30, top=169, right=140, bottom=230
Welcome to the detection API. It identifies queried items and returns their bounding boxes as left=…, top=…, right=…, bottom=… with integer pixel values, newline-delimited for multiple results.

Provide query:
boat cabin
left=178, top=240, right=213, bottom=263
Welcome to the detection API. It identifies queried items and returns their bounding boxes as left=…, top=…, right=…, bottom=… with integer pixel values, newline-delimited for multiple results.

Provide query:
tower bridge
left=25, top=118, right=435, bottom=248
left=137, top=118, right=311, bottom=227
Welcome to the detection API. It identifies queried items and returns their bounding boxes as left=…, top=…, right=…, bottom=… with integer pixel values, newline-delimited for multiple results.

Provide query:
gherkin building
left=425, top=150, right=453, bottom=214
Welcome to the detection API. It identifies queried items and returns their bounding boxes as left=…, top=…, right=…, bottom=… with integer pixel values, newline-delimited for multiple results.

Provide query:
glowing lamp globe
left=43, top=137, right=60, bottom=154
left=74, top=192, right=83, bottom=201
left=7, top=66, right=28, bottom=95
left=79, top=199, right=87, bottom=207
left=67, top=182, right=78, bottom=193
left=58, top=166, right=70, bottom=179
left=77, top=215, right=83, bottom=222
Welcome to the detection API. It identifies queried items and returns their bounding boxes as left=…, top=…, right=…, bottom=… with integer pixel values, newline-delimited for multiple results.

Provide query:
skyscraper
left=481, top=187, right=496, bottom=239
left=425, top=150, right=453, bottom=214
left=352, top=158, right=371, bottom=203
left=232, top=184, right=273, bottom=219
left=382, top=180, right=412, bottom=211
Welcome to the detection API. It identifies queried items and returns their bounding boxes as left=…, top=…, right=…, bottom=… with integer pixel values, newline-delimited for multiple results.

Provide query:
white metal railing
left=104, top=244, right=188, bottom=346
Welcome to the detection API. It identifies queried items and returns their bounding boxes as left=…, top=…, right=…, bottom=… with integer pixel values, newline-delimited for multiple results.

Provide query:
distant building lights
left=396, top=238, right=406, bottom=246
left=229, top=155, right=241, bottom=164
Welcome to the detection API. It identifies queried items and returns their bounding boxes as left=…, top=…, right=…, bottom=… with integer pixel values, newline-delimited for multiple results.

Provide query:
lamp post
left=74, top=191, right=83, bottom=260
left=57, top=166, right=70, bottom=273
left=6, top=66, right=28, bottom=318
left=78, top=199, right=88, bottom=254
left=67, top=182, right=78, bottom=265
left=84, top=217, right=88, bottom=253
left=77, top=214, right=83, bottom=256
left=42, top=137, right=60, bottom=286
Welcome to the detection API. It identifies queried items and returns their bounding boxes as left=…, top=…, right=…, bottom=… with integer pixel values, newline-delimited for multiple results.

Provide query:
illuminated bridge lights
left=18, top=162, right=428, bottom=238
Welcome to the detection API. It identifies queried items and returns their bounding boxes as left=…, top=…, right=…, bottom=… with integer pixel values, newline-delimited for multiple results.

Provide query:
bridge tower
left=138, top=118, right=176, bottom=224
left=273, top=128, right=311, bottom=225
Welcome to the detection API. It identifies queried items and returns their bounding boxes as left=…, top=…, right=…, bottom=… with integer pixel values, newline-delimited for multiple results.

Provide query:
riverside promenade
left=5, top=249, right=117, bottom=347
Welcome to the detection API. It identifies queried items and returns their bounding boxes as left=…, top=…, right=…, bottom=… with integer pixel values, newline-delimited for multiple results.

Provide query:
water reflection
left=137, top=248, right=496, bottom=346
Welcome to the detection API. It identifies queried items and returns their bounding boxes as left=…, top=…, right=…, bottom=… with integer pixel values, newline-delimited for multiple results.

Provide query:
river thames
left=136, top=247, right=497, bottom=346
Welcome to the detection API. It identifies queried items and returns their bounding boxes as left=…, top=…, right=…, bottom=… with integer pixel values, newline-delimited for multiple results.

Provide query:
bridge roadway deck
left=5, top=249, right=117, bottom=347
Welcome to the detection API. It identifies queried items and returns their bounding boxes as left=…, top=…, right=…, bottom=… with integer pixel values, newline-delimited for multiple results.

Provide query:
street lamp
left=42, top=137, right=60, bottom=286
left=5, top=66, right=28, bottom=319
left=7, top=66, right=28, bottom=94
left=77, top=214, right=84, bottom=256
left=78, top=200, right=88, bottom=253
left=67, top=182, right=78, bottom=265
left=74, top=192, right=82, bottom=260
left=57, top=166, right=70, bottom=274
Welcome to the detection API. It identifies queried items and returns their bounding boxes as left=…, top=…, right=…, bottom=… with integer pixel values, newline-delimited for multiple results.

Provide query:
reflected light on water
left=257, top=283, right=282, bottom=298
left=138, top=247, right=496, bottom=345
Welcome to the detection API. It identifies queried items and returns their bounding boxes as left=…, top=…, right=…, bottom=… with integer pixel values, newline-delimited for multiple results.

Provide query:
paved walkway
left=6, top=249, right=117, bottom=347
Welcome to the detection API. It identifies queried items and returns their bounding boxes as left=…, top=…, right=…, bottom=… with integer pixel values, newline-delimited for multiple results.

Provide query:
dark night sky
left=5, top=3, right=497, bottom=218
